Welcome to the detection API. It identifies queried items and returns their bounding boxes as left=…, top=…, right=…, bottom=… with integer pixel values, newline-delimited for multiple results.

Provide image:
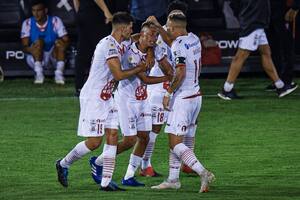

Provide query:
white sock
left=60, top=141, right=91, bottom=168
left=183, top=136, right=195, bottom=151
left=142, top=131, right=158, bottom=170
left=124, top=154, right=142, bottom=180
left=167, top=149, right=181, bottom=182
left=274, top=79, right=284, bottom=89
left=34, top=61, right=43, bottom=75
left=56, top=61, right=65, bottom=72
left=173, top=143, right=205, bottom=176
left=95, top=144, right=110, bottom=166
left=224, top=81, right=234, bottom=92
left=183, top=124, right=196, bottom=151
left=101, top=144, right=117, bottom=187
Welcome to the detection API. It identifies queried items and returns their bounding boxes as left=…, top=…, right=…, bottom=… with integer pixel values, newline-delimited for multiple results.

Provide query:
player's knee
left=34, top=39, right=44, bottom=49
left=86, top=138, right=102, bottom=150
left=137, top=134, right=149, bottom=145
left=123, top=136, right=137, bottom=148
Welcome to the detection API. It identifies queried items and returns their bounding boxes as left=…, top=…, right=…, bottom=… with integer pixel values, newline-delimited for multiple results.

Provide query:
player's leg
left=140, top=124, right=162, bottom=177
left=52, top=39, right=67, bottom=84
left=56, top=137, right=102, bottom=187
left=56, top=98, right=105, bottom=187
left=259, top=44, right=297, bottom=97
left=217, top=48, right=250, bottom=100
left=28, top=39, right=44, bottom=84
left=122, top=131, right=148, bottom=186
left=181, top=123, right=197, bottom=174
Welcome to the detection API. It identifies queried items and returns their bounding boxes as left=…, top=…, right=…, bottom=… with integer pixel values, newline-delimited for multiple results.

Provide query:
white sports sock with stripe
left=101, top=144, right=117, bottom=187
left=124, top=154, right=142, bottom=180
left=142, top=131, right=158, bottom=169
left=173, top=143, right=205, bottom=176
left=60, top=141, right=91, bottom=168
left=167, top=149, right=181, bottom=181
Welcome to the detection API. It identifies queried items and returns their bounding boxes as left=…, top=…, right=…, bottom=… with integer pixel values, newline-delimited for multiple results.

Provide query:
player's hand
left=147, top=16, right=161, bottom=28
left=163, top=95, right=170, bottom=111
left=285, top=8, right=299, bottom=22
left=55, top=39, right=66, bottom=48
left=104, top=11, right=113, bottom=24
left=146, top=56, right=155, bottom=69
left=137, top=61, right=147, bottom=72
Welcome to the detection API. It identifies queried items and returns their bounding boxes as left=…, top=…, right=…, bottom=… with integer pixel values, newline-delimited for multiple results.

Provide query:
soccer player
left=55, top=12, right=147, bottom=191
left=217, top=0, right=297, bottom=100
left=151, top=13, right=215, bottom=193
left=21, top=0, right=69, bottom=84
left=90, top=21, right=173, bottom=187
left=143, top=1, right=197, bottom=176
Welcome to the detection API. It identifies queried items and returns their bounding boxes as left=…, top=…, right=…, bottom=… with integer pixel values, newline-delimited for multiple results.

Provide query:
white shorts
left=77, top=97, right=118, bottom=137
left=26, top=48, right=56, bottom=69
left=148, top=90, right=168, bottom=125
left=115, top=94, right=152, bottom=136
left=165, top=95, right=202, bottom=136
left=238, top=29, right=268, bottom=51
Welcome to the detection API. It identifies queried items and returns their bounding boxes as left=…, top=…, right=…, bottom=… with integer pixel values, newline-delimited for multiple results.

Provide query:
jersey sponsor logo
left=108, top=48, right=118, bottom=56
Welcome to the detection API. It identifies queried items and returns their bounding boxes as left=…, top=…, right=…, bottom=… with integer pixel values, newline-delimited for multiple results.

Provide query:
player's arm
left=94, top=0, right=113, bottom=24
left=21, top=37, right=43, bottom=56
left=163, top=58, right=186, bottom=111
left=146, top=47, right=155, bottom=69
left=158, top=56, right=174, bottom=79
left=107, top=58, right=146, bottom=81
left=137, top=72, right=169, bottom=85
left=147, top=16, right=173, bottom=47
left=73, top=0, right=79, bottom=12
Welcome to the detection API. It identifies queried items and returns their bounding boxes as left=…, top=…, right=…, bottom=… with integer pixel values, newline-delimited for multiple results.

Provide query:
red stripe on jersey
left=106, top=56, right=119, bottom=61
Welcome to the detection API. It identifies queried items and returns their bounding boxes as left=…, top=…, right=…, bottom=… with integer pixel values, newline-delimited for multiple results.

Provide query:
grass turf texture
left=0, top=78, right=300, bottom=200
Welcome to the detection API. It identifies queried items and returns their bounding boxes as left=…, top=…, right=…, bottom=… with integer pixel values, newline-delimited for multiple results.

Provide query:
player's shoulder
left=51, top=15, right=63, bottom=23
left=22, top=18, right=31, bottom=26
left=102, top=36, right=118, bottom=49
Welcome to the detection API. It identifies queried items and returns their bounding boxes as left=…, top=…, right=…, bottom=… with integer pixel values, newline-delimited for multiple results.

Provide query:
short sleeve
left=105, top=40, right=119, bottom=60
left=52, top=16, right=68, bottom=37
left=171, top=40, right=187, bottom=66
left=154, top=45, right=165, bottom=62
left=20, top=19, right=31, bottom=38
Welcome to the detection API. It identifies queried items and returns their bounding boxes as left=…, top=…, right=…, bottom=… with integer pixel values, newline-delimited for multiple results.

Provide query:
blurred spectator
left=217, top=0, right=297, bottom=100
left=130, top=0, right=169, bottom=33
left=73, top=0, right=113, bottom=96
left=265, top=0, right=299, bottom=91
left=21, top=0, right=69, bottom=84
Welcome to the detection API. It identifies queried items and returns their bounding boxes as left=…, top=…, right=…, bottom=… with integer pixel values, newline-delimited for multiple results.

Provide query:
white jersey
left=171, top=32, right=201, bottom=97
left=148, top=28, right=173, bottom=92
left=80, top=35, right=129, bottom=100
left=117, top=42, right=165, bottom=101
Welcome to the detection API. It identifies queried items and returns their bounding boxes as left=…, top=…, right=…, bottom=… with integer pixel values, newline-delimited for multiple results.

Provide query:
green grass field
left=0, top=78, right=300, bottom=200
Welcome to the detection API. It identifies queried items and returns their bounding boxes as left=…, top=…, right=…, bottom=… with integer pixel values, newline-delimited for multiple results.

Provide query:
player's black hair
left=167, top=0, right=188, bottom=15
left=168, top=12, right=187, bottom=24
left=30, top=0, right=46, bottom=7
left=112, top=12, right=134, bottom=26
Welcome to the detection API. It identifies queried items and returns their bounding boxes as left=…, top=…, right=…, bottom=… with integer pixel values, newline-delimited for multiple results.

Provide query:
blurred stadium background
left=1, top=0, right=300, bottom=78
